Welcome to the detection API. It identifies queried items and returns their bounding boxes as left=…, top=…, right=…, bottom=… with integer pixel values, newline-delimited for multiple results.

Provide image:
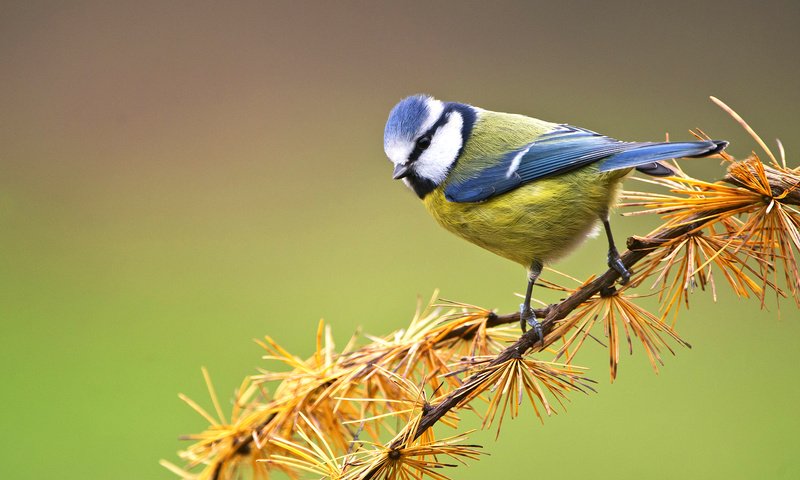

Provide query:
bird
left=382, top=94, right=727, bottom=340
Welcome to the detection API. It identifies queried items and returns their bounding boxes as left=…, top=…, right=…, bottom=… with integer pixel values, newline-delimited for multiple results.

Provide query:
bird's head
left=383, top=94, right=475, bottom=198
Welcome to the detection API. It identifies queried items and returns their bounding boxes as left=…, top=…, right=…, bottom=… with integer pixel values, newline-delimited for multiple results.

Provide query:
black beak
left=392, top=163, right=411, bottom=180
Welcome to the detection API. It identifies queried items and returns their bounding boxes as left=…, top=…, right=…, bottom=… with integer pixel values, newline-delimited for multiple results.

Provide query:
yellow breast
left=423, top=165, right=626, bottom=267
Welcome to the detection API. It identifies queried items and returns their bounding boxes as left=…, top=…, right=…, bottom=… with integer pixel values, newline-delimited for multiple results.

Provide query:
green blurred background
left=2, top=1, right=799, bottom=478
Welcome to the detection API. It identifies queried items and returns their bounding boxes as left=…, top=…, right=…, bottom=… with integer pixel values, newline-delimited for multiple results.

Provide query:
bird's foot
left=600, top=285, right=617, bottom=297
left=608, top=251, right=631, bottom=285
left=519, top=304, right=543, bottom=344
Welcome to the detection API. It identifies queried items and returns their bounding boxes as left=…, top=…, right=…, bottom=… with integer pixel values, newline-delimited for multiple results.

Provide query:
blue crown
left=384, top=95, right=431, bottom=148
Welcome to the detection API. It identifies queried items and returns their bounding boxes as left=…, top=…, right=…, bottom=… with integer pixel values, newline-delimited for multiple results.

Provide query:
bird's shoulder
left=447, top=109, right=559, bottom=183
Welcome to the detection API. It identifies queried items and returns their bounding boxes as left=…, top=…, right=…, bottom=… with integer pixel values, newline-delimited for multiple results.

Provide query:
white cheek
left=414, top=113, right=464, bottom=184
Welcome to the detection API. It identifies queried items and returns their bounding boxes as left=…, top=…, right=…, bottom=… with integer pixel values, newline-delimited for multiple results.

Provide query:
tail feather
left=599, top=140, right=728, bottom=174
left=635, top=162, right=674, bottom=176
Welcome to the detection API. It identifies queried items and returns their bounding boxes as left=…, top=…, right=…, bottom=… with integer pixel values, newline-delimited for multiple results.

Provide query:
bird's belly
left=424, top=169, right=623, bottom=267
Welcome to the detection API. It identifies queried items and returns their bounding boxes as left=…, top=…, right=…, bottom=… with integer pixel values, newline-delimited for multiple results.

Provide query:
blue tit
left=383, top=94, right=727, bottom=337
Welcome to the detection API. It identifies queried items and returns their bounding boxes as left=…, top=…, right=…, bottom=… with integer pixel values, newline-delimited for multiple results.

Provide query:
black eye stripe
left=408, top=112, right=450, bottom=162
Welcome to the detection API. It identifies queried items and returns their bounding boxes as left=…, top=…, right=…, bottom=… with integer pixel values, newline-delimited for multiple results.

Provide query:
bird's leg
left=602, top=217, right=631, bottom=284
left=520, top=260, right=544, bottom=343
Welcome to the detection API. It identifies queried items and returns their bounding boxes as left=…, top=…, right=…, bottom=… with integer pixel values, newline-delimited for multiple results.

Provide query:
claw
left=608, top=252, right=631, bottom=285
left=520, top=304, right=543, bottom=344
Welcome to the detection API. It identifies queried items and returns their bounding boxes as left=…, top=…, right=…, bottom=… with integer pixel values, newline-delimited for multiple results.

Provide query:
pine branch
left=390, top=162, right=800, bottom=451
left=167, top=101, right=800, bottom=480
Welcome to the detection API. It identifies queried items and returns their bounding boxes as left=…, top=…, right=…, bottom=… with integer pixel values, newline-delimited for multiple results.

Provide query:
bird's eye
left=416, top=135, right=432, bottom=150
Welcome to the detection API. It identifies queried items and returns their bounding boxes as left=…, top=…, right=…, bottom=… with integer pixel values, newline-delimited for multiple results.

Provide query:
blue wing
left=444, top=125, right=726, bottom=203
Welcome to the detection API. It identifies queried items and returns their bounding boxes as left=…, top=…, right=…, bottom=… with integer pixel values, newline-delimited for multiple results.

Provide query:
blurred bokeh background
left=2, top=1, right=799, bottom=478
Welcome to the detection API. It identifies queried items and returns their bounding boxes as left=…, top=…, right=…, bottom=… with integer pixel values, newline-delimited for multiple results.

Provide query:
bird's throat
left=404, top=172, right=438, bottom=199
